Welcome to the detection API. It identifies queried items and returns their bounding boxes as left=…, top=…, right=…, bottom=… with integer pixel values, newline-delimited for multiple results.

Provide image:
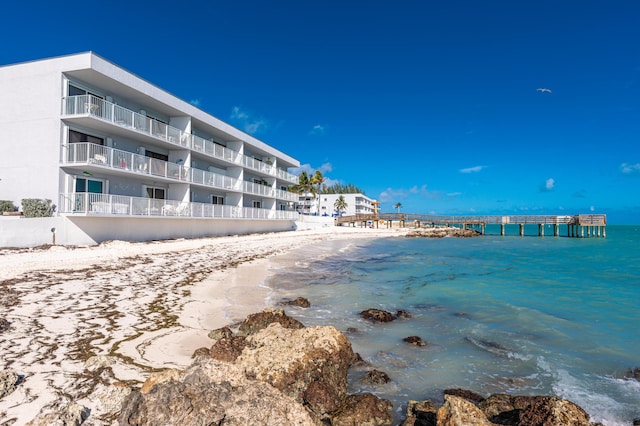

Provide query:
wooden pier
left=334, top=213, right=607, bottom=238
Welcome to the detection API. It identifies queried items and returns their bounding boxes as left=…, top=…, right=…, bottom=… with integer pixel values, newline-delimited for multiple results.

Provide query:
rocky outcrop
left=236, top=307, right=304, bottom=337
left=406, top=228, right=481, bottom=238
left=404, top=335, right=427, bottom=346
left=120, top=309, right=393, bottom=425
left=402, top=400, right=437, bottom=426
left=402, top=391, right=600, bottom=426
left=625, top=367, right=640, bottom=382
left=443, top=388, right=485, bottom=404
left=360, top=308, right=397, bottom=323
left=362, top=369, right=391, bottom=385
left=207, top=325, right=233, bottom=340
left=236, top=323, right=354, bottom=418
left=479, top=394, right=595, bottom=425
left=25, top=402, right=89, bottom=426
left=437, top=395, right=494, bottom=426
left=331, top=393, right=393, bottom=426
left=118, top=358, right=318, bottom=426
left=0, top=369, right=19, bottom=399
left=0, top=318, right=10, bottom=333
left=279, top=296, right=311, bottom=308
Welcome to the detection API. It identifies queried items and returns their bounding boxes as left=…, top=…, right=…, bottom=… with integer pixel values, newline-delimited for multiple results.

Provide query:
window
left=69, top=129, right=104, bottom=145
left=75, top=177, right=103, bottom=194
left=68, top=83, right=102, bottom=100
left=252, top=200, right=261, bottom=208
left=145, top=186, right=165, bottom=199
left=145, top=150, right=169, bottom=161
left=212, top=195, right=224, bottom=205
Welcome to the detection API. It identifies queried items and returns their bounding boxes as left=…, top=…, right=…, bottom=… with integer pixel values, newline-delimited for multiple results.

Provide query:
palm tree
left=334, top=195, right=348, bottom=216
left=393, top=202, right=402, bottom=214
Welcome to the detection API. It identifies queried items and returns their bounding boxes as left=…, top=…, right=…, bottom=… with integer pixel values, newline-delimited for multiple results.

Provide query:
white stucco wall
left=0, top=216, right=296, bottom=248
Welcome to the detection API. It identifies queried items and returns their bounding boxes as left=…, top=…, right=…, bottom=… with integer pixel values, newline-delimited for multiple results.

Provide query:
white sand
left=0, top=226, right=408, bottom=425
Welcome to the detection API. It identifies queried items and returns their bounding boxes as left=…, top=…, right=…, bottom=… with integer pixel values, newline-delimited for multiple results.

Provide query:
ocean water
left=266, top=225, right=640, bottom=425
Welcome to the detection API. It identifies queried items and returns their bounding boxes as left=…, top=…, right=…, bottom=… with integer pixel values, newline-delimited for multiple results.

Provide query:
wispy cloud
left=290, top=162, right=333, bottom=176
left=540, top=178, right=555, bottom=192
left=309, top=124, right=326, bottom=135
left=190, top=99, right=201, bottom=108
left=620, top=162, right=640, bottom=175
left=459, top=165, right=486, bottom=174
left=230, top=106, right=269, bottom=135
left=378, top=184, right=439, bottom=203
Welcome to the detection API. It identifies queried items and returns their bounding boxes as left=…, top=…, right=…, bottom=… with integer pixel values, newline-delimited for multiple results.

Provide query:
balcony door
left=76, top=177, right=103, bottom=194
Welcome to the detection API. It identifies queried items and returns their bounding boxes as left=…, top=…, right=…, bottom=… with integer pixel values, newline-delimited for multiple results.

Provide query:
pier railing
left=334, top=213, right=607, bottom=237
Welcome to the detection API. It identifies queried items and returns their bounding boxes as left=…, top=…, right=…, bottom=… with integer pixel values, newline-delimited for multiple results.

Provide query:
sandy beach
left=0, top=226, right=407, bottom=425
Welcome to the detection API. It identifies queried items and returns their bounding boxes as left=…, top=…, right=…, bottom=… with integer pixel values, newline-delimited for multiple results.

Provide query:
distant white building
left=298, top=193, right=377, bottom=216
left=0, top=52, right=300, bottom=246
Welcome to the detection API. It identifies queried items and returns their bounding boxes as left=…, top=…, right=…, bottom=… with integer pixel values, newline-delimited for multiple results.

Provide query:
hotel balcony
left=62, top=94, right=299, bottom=184
left=59, top=192, right=298, bottom=220
left=64, top=142, right=243, bottom=192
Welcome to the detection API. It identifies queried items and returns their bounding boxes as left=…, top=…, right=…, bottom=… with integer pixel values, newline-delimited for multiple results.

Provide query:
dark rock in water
left=331, top=393, right=393, bottom=426
left=625, top=367, right=640, bottom=382
left=360, top=308, right=396, bottom=323
left=350, top=352, right=370, bottom=368
left=406, top=228, right=481, bottom=238
left=453, top=312, right=472, bottom=319
left=479, top=394, right=595, bottom=426
left=279, top=296, right=311, bottom=308
left=443, top=388, right=485, bottom=404
left=345, top=327, right=360, bottom=334
left=401, top=400, right=437, bottom=426
left=633, top=417, right=640, bottom=426
left=207, top=325, right=233, bottom=341
left=403, top=336, right=427, bottom=346
left=397, top=309, right=412, bottom=319
left=362, top=369, right=391, bottom=385
left=236, top=307, right=304, bottom=337
left=0, top=318, right=10, bottom=333
left=209, top=336, right=246, bottom=362
left=465, top=336, right=511, bottom=357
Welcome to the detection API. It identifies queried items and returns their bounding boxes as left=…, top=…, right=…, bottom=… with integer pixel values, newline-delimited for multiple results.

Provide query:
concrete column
left=519, top=224, right=524, bottom=237
left=501, top=224, right=505, bottom=236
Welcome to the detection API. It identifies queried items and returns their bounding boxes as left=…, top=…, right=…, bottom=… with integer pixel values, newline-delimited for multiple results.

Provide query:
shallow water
left=266, top=225, right=640, bottom=425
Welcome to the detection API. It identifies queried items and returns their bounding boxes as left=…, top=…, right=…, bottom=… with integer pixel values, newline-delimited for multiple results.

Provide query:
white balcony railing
left=243, top=181, right=275, bottom=197
left=58, top=192, right=298, bottom=220
left=64, top=142, right=243, bottom=192
left=275, top=188, right=298, bottom=202
left=63, top=95, right=299, bottom=184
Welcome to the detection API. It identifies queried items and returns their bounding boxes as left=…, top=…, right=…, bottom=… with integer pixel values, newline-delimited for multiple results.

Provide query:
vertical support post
left=481, top=224, right=485, bottom=235
left=500, top=224, right=505, bottom=236
left=519, top=224, right=524, bottom=237
left=603, top=226, right=606, bottom=238
left=580, top=226, right=584, bottom=238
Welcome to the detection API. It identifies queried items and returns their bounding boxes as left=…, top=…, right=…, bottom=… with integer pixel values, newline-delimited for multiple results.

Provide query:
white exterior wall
left=315, top=193, right=377, bottom=216
left=0, top=53, right=301, bottom=246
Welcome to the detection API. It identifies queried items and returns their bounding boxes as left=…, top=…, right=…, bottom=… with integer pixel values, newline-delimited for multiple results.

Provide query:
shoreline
left=0, top=226, right=408, bottom=424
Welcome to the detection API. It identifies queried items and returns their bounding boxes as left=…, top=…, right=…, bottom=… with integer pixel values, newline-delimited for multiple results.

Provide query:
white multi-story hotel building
left=0, top=52, right=300, bottom=246
left=299, top=193, right=377, bottom=216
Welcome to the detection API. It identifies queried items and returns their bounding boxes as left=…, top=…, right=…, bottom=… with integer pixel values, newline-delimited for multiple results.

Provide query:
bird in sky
left=536, top=88, right=552, bottom=93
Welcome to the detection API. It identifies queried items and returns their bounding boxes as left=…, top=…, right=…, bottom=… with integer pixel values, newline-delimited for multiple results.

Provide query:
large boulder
left=118, top=358, right=318, bottom=426
left=437, top=395, right=494, bottom=426
left=479, top=394, right=596, bottom=425
left=401, top=400, right=437, bottom=426
left=331, top=393, right=393, bottom=426
left=360, top=308, right=396, bottom=323
left=235, top=322, right=354, bottom=418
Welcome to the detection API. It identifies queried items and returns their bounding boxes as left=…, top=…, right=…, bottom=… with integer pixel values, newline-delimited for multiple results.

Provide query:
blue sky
left=2, top=1, right=639, bottom=223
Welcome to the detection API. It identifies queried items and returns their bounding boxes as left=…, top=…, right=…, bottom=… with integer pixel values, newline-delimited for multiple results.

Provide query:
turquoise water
left=267, top=225, right=640, bottom=425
